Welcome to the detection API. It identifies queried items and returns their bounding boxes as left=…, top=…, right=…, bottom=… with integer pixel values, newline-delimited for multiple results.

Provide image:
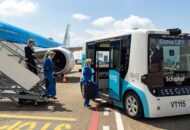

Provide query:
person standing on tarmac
left=43, top=51, right=57, bottom=99
left=80, top=58, right=98, bottom=107
left=24, top=39, right=38, bottom=74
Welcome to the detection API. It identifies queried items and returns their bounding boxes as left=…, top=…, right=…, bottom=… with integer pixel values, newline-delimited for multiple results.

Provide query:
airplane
left=0, top=21, right=76, bottom=76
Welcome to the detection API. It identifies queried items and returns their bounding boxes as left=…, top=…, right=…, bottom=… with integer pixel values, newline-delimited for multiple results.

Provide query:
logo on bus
left=110, top=74, right=118, bottom=83
left=166, top=75, right=185, bottom=82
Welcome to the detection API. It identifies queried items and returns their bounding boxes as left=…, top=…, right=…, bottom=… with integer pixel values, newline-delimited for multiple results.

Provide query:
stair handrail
left=0, top=40, right=41, bottom=72
left=0, top=40, right=24, bottom=63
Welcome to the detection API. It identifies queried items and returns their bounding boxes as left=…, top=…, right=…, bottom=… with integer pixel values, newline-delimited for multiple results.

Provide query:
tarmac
left=0, top=65, right=190, bottom=130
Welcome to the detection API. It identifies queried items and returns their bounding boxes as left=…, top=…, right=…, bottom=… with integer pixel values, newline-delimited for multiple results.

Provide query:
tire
left=18, top=99, right=25, bottom=105
left=18, top=91, right=26, bottom=105
left=124, top=91, right=143, bottom=119
left=80, top=83, right=85, bottom=98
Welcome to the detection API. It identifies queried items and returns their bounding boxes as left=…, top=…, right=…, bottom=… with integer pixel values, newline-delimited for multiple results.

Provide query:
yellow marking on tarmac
left=0, top=114, right=76, bottom=122
left=40, top=123, right=52, bottom=130
left=54, top=124, right=71, bottom=130
left=0, top=121, right=23, bottom=130
left=0, top=125, right=8, bottom=129
left=14, top=122, right=37, bottom=130
left=0, top=121, right=72, bottom=130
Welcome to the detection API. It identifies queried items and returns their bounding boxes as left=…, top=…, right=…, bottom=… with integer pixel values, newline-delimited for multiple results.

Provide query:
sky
left=0, top=0, right=190, bottom=47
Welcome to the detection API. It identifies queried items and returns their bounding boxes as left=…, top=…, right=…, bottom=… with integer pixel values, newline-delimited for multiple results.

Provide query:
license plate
left=171, top=101, right=186, bottom=108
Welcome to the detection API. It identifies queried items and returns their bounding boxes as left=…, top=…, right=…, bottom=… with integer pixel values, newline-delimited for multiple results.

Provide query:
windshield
left=148, top=34, right=190, bottom=89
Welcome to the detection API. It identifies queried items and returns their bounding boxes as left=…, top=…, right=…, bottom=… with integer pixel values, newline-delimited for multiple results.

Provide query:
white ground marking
left=115, top=110, right=124, bottom=130
left=104, top=108, right=110, bottom=116
left=103, top=126, right=110, bottom=130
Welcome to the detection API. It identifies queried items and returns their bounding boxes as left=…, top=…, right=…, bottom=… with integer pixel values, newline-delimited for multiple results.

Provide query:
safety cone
left=62, top=73, right=67, bottom=83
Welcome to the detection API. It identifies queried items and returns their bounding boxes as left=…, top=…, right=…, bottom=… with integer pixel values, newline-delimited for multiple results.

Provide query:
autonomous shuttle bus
left=81, top=28, right=190, bottom=119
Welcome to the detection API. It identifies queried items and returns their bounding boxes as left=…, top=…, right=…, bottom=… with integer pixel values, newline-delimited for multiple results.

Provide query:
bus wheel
left=80, top=84, right=85, bottom=98
left=124, top=92, right=143, bottom=119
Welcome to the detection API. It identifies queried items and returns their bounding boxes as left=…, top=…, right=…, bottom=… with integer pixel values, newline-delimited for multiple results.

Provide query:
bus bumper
left=148, top=95, right=190, bottom=118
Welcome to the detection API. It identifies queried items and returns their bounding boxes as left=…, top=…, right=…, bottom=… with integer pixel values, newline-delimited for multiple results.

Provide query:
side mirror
left=141, top=74, right=149, bottom=86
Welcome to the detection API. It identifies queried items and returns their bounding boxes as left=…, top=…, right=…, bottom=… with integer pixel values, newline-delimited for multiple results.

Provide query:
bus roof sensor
left=166, top=28, right=182, bottom=35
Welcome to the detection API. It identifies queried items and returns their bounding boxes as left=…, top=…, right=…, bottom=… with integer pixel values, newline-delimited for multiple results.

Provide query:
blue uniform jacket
left=80, top=66, right=92, bottom=84
left=43, top=57, right=56, bottom=96
left=43, top=58, right=54, bottom=74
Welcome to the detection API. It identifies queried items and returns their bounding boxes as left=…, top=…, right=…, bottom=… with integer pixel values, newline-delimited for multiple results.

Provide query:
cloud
left=85, top=29, right=104, bottom=36
left=53, top=15, right=155, bottom=47
left=70, top=34, right=88, bottom=47
left=72, top=13, right=90, bottom=21
left=88, top=15, right=155, bottom=37
left=0, top=0, right=38, bottom=16
left=54, top=15, right=155, bottom=47
left=92, top=16, right=115, bottom=27
left=113, top=15, right=154, bottom=29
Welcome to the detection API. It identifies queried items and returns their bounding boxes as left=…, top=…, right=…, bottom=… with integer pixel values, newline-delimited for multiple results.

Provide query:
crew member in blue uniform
left=24, top=39, right=37, bottom=74
left=80, top=58, right=98, bottom=107
left=43, top=51, right=57, bottom=99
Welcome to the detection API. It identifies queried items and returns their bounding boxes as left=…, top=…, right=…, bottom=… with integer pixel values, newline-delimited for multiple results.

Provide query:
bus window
left=86, top=42, right=95, bottom=68
left=96, top=51, right=109, bottom=68
left=148, top=34, right=190, bottom=88
left=121, top=35, right=131, bottom=78
left=110, top=40, right=121, bottom=69
left=149, top=38, right=163, bottom=73
left=109, top=36, right=131, bottom=79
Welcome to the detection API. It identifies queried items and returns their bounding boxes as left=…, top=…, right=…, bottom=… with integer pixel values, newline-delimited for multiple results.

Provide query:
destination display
left=150, top=86, right=190, bottom=96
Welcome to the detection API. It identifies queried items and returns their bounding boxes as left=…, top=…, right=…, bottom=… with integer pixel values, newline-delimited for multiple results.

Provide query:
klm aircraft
left=0, top=21, right=75, bottom=74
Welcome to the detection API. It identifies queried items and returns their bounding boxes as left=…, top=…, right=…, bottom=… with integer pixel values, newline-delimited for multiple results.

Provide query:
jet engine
left=35, top=47, right=75, bottom=75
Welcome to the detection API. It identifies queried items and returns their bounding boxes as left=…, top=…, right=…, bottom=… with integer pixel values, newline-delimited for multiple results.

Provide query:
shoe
left=51, top=96, right=57, bottom=99
left=42, top=94, right=47, bottom=98
left=42, top=94, right=50, bottom=99
left=84, top=104, right=91, bottom=107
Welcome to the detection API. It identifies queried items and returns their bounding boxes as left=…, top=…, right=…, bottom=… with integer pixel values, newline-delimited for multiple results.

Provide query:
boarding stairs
left=0, top=40, right=47, bottom=105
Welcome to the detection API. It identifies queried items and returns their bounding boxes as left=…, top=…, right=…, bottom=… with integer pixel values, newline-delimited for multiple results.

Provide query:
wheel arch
left=122, top=88, right=150, bottom=118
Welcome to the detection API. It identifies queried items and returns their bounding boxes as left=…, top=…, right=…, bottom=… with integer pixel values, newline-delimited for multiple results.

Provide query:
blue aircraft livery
left=0, top=21, right=62, bottom=48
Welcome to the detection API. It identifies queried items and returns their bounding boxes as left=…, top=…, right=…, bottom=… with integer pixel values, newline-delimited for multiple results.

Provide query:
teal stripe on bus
left=122, top=80, right=150, bottom=117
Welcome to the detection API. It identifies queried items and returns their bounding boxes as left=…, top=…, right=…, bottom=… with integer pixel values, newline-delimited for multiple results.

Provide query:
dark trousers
left=27, top=63, right=37, bottom=74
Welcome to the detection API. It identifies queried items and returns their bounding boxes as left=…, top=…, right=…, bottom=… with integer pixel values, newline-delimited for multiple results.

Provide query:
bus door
left=109, top=39, right=122, bottom=101
left=95, top=42, right=110, bottom=94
